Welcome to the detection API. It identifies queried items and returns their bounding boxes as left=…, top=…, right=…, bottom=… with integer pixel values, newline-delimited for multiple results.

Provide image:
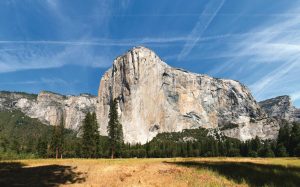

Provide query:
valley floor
left=0, top=157, right=300, bottom=187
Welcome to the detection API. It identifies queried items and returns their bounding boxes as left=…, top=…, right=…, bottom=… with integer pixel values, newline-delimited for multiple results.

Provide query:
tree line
left=49, top=109, right=300, bottom=158
left=47, top=98, right=124, bottom=159
left=1, top=99, right=300, bottom=159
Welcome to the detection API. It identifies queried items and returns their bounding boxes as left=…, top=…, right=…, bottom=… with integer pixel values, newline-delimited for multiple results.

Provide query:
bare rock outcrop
left=97, top=46, right=280, bottom=144
left=0, top=91, right=97, bottom=130
left=259, top=95, right=300, bottom=123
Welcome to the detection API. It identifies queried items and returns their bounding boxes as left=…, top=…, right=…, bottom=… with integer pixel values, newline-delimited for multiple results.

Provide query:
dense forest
left=1, top=108, right=300, bottom=159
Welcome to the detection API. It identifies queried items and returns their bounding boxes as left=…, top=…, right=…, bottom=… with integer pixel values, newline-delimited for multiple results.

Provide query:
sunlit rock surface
left=0, top=91, right=97, bottom=130
left=97, top=46, right=280, bottom=144
left=259, top=95, right=300, bottom=123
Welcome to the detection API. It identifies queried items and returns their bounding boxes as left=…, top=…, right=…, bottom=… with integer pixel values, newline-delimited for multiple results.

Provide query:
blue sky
left=0, top=0, right=300, bottom=107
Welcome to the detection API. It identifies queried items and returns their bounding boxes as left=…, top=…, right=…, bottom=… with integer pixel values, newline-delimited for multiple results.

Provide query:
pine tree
left=107, top=99, right=124, bottom=159
left=58, top=116, right=64, bottom=158
left=37, top=137, right=48, bottom=158
left=294, top=143, right=300, bottom=156
left=50, top=125, right=59, bottom=158
left=275, top=143, right=288, bottom=157
left=251, top=136, right=261, bottom=156
left=259, top=142, right=275, bottom=157
left=289, top=123, right=300, bottom=156
left=91, top=112, right=100, bottom=157
left=51, top=115, right=64, bottom=159
left=277, top=123, right=290, bottom=151
left=81, top=112, right=100, bottom=158
left=82, top=112, right=92, bottom=157
left=11, top=139, right=20, bottom=154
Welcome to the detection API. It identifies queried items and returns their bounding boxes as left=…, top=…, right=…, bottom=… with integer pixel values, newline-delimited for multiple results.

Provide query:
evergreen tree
left=275, top=143, right=288, bottom=157
left=11, top=139, right=21, bottom=154
left=58, top=116, right=64, bottom=158
left=50, top=126, right=59, bottom=158
left=277, top=123, right=290, bottom=149
left=294, top=143, right=300, bottom=156
left=82, top=112, right=92, bottom=157
left=91, top=112, right=101, bottom=157
left=50, top=115, right=64, bottom=159
left=37, top=137, right=48, bottom=158
left=26, top=138, right=35, bottom=153
left=50, top=116, right=64, bottom=159
left=250, top=136, right=261, bottom=156
left=0, top=137, right=8, bottom=152
left=289, top=123, right=300, bottom=156
left=81, top=112, right=100, bottom=158
left=107, top=98, right=124, bottom=158
left=259, top=142, right=275, bottom=157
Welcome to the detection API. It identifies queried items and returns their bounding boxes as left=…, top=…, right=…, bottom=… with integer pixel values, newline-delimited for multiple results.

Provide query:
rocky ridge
left=259, top=95, right=300, bottom=123
left=97, top=46, right=280, bottom=144
left=0, top=91, right=97, bottom=131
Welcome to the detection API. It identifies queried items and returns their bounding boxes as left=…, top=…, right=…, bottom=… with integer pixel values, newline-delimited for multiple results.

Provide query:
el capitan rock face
left=97, top=46, right=280, bottom=144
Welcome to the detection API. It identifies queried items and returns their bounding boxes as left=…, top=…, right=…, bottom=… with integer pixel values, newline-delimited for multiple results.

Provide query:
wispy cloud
left=245, top=16, right=300, bottom=100
left=2, top=32, right=280, bottom=47
left=0, top=80, right=38, bottom=85
left=0, top=39, right=183, bottom=46
left=0, top=78, right=69, bottom=86
left=177, top=0, right=225, bottom=60
left=1, top=27, right=299, bottom=73
left=0, top=45, right=111, bottom=73
left=89, top=13, right=300, bottom=18
left=203, top=4, right=300, bottom=103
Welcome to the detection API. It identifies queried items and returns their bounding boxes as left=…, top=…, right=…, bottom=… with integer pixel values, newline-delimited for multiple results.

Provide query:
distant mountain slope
left=0, top=110, right=52, bottom=155
left=0, top=91, right=97, bottom=131
left=0, top=109, right=80, bottom=159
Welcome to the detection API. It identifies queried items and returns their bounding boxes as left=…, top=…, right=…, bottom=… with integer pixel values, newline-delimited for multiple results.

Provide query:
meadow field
left=0, top=157, right=300, bottom=187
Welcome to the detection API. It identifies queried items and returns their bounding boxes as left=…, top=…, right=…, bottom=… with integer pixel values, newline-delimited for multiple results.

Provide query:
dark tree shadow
left=165, top=161, right=300, bottom=187
left=0, top=162, right=86, bottom=187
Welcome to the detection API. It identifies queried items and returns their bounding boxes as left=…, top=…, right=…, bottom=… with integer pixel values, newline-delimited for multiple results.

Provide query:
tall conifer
left=107, top=98, right=124, bottom=158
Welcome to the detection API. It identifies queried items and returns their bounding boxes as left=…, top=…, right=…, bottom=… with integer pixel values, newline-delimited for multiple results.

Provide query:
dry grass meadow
left=0, top=157, right=300, bottom=187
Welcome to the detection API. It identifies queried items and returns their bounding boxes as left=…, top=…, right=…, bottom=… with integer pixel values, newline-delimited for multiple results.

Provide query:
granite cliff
left=97, top=46, right=280, bottom=144
left=0, top=91, right=97, bottom=131
left=259, top=95, right=300, bottom=123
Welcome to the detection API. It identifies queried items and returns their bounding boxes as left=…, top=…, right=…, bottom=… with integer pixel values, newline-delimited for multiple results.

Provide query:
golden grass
left=1, top=157, right=299, bottom=187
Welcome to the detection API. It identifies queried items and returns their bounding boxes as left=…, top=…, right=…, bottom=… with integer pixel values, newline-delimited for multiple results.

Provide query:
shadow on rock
left=165, top=160, right=300, bottom=187
left=0, top=162, right=86, bottom=187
